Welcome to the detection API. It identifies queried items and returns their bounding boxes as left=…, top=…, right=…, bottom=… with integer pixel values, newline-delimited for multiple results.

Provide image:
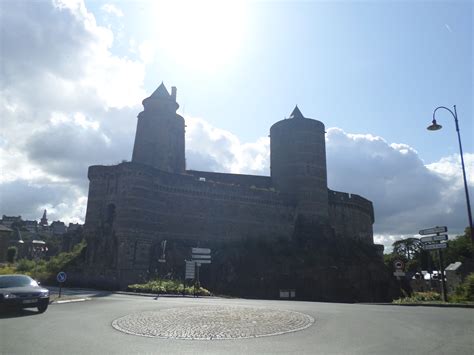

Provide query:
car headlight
left=3, top=293, right=18, bottom=299
left=39, top=291, right=49, bottom=297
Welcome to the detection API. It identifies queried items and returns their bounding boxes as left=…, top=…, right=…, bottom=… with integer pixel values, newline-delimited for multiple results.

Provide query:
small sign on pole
left=423, top=242, right=448, bottom=251
left=420, top=234, right=448, bottom=243
left=192, top=247, right=211, bottom=254
left=419, top=226, right=447, bottom=235
left=56, top=271, right=67, bottom=298
left=393, top=260, right=404, bottom=270
left=185, top=261, right=195, bottom=280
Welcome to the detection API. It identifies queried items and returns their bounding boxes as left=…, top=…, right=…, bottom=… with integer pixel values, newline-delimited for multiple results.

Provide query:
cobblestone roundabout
left=112, top=305, right=314, bottom=340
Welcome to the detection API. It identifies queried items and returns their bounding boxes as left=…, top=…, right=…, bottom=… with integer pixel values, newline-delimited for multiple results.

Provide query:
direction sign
left=419, top=226, right=447, bottom=235
left=423, top=242, right=448, bottom=251
left=420, top=234, right=448, bottom=243
left=195, top=260, right=211, bottom=265
left=185, top=261, right=195, bottom=279
left=191, top=254, right=211, bottom=259
left=192, top=248, right=211, bottom=254
left=56, top=271, right=67, bottom=283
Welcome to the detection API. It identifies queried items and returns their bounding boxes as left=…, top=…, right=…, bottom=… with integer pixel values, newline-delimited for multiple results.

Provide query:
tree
left=392, top=238, right=423, bottom=260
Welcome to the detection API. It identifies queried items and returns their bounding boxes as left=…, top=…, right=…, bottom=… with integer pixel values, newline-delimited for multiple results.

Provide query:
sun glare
left=151, top=0, right=248, bottom=72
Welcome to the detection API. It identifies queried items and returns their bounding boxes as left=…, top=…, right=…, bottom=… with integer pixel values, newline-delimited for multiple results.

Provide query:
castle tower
left=270, top=106, right=328, bottom=219
left=131, top=83, right=185, bottom=173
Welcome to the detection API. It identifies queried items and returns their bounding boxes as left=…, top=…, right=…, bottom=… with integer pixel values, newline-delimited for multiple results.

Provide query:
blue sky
left=0, top=0, right=472, bottom=249
left=90, top=0, right=472, bottom=163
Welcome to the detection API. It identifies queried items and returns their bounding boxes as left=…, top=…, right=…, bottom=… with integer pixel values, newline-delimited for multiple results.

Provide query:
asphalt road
left=1, top=291, right=473, bottom=355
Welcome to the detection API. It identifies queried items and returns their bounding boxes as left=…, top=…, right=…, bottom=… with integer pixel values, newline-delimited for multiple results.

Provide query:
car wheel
left=37, top=303, right=48, bottom=313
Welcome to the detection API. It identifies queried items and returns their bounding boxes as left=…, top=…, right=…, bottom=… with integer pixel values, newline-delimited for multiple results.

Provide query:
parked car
left=0, top=274, right=50, bottom=313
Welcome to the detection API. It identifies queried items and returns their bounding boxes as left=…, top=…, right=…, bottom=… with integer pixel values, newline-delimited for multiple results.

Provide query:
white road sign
left=191, top=254, right=211, bottom=259
left=185, top=261, right=195, bottom=279
left=192, top=248, right=211, bottom=254
left=195, top=260, right=211, bottom=265
left=419, top=226, right=447, bottom=235
left=420, top=234, right=448, bottom=243
left=423, top=242, right=448, bottom=251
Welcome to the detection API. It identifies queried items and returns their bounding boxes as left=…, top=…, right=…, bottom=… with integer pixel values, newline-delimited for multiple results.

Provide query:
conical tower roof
left=289, top=105, right=305, bottom=119
left=150, top=82, right=170, bottom=98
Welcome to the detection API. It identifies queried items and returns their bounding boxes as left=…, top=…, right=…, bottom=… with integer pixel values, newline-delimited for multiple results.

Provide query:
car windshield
left=0, top=275, right=38, bottom=288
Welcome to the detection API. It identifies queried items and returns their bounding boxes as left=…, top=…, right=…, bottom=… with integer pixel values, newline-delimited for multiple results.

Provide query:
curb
left=115, top=291, right=218, bottom=299
left=51, top=297, right=92, bottom=304
left=363, top=302, right=474, bottom=309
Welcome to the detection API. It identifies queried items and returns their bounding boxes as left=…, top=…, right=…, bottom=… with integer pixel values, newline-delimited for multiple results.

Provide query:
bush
left=393, top=291, right=442, bottom=304
left=128, top=278, right=211, bottom=296
left=16, top=258, right=36, bottom=272
left=0, top=265, right=16, bottom=275
left=1, top=241, right=86, bottom=284
left=453, top=273, right=474, bottom=302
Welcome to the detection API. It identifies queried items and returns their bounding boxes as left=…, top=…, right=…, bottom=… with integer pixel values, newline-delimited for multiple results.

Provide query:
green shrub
left=393, top=291, right=441, bottom=304
left=0, top=265, right=16, bottom=275
left=128, top=278, right=211, bottom=296
left=452, top=273, right=474, bottom=302
left=16, top=258, right=36, bottom=272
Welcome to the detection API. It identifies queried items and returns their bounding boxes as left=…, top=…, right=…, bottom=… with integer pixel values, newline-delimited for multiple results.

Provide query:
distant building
left=1, top=215, right=21, bottom=228
left=50, top=221, right=67, bottom=236
left=67, top=223, right=82, bottom=232
left=23, top=220, right=38, bottom=233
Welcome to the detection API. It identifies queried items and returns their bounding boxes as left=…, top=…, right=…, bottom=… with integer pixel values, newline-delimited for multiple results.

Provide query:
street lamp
left=427, top=105, right=473, bottom=244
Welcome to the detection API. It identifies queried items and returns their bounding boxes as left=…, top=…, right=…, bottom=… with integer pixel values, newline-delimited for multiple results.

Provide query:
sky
left=0, top=0, right=472, bottom=250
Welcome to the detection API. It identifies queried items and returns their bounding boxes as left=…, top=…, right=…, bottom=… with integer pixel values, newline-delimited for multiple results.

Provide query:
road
left=1, top=290, right=473, bottom=354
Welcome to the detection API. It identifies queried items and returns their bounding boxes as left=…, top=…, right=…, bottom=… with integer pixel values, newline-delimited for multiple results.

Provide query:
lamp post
left=427, top=105, right=473, bottom=244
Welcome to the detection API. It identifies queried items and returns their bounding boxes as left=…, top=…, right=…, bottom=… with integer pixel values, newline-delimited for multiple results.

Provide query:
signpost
left=418, top=226, right=448, bottom=301
left=423, top=242, right=448, bottom=251
left=185, top=261, right=195, bottom=280
left=393, top=270, right=405, bottom=277
left=56, top=271, right=67, bottom=298
left=393, top=260, right=405, bottom=278
left=190, top=247, right=212, bottom=296
left=394, top=260, right=404, bottom=270
left=419, top=226, right=447, bottom=235
left=420, top=234, right=448, bottom=243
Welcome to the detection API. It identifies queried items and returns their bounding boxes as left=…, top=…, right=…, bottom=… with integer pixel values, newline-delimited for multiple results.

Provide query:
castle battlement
left=328, top=189, right=374, bottom=223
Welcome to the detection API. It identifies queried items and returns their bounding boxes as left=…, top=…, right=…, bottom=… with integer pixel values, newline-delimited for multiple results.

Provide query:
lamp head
left=427, top=119, right=442, bottom=131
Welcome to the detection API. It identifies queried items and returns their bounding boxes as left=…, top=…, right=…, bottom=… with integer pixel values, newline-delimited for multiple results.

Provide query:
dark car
left=0, top=274, right=50, bottom=313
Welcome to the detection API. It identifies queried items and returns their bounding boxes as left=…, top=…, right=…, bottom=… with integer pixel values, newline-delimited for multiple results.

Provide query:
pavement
left=1, top=288, right=473, bottom=354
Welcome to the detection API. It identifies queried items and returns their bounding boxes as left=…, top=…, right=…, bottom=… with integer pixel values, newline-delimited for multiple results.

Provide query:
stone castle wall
left=328, top=189, right=374, bottom=244
left=85, top=162, right=296, bottom=279
left=82, top=85, right=380, bottom=290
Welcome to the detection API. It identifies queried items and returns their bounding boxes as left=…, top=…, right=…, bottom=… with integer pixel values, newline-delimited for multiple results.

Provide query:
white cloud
left=185, top=116, right=269, bottom=175
left=101, top=3, right=124, bottom=18
left=0, top=0, right=471, bottom=245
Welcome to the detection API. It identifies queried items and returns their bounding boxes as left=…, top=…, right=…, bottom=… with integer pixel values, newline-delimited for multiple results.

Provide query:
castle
left=83, top=83, right=381, bottom=289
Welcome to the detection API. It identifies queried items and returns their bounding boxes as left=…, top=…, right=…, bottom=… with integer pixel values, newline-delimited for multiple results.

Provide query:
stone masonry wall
left=328, top=189, right=374, bottom=244
left=85, top=162, right=295, bottom=277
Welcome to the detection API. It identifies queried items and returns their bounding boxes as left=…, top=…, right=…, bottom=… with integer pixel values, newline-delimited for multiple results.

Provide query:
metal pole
left=432, top=106, right=473, bottom=244
left=453, top=106, right=474, bottom=244
left=438, top=249, right=448, bottom=302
